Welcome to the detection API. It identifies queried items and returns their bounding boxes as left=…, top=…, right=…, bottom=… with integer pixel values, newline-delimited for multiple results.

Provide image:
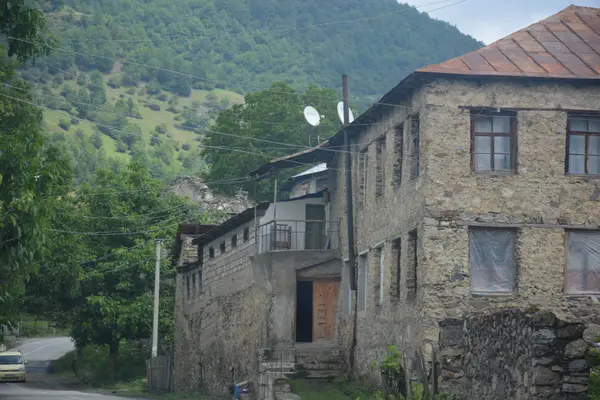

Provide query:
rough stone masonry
left=439, top=309, right=590, bottom=400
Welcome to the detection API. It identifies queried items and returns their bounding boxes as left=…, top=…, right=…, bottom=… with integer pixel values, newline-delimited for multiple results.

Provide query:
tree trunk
left=108, top=339, right=119, bottom=380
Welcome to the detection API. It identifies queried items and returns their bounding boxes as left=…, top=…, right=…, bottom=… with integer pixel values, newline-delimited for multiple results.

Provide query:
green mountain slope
left=42, top=0, right=482, bottom=101
left=21, top=0, right=482, bottom=183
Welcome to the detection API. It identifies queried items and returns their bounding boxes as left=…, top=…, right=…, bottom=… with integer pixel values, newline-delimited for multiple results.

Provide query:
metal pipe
left=343, top=74, right=356, bottom=290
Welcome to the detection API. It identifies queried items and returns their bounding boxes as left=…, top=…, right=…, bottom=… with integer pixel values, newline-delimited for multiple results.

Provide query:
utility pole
left=343, top=74, right=358, bottom=377
left=151, top=240, right=162, bottom=358
left=342, top=75, right=356, bottom=290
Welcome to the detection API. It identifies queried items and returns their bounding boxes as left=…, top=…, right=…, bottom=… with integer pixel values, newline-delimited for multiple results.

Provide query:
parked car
left=0, top=349, right=27, bottom=383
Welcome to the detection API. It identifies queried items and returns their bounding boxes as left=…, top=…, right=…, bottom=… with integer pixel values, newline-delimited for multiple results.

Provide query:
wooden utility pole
left=151, top=240, right=162, bottom=358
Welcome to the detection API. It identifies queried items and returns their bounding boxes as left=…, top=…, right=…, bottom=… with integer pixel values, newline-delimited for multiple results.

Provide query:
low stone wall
left=439, top=308, right=589, bottom=400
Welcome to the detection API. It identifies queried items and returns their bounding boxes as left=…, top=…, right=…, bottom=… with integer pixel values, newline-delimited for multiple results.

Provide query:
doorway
left=296, top=281, right=313, bottom=343
left=296, top=279, right=340, bottom=343
left=305, top=204, right=326, bottom=250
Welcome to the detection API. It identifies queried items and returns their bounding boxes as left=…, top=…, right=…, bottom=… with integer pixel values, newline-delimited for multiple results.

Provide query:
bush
left=166, top=106, right=179, bottom=114
left=182, top=143, right=191, bottom=151
left=115, top=142, right=127, bottom=153
left=71, top=118, right=80, bottom=125
left=58, top=119, right=71, bottom=131
left=126, top=88, right=136, bottom=95
left=146, top=103, right=160, bottom=112
left=156, top=93, right=168, bottom=101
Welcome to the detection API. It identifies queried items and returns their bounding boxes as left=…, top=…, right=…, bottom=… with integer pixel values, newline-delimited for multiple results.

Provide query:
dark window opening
left=192, top=273, right=196, bottom=297
left=566, top=116, right=600, bottom=175
left=220, top=241, right=226, bottom=254
left=296, top=281, right=313, bottom=343
left=391, top=238, right=401, bottom=299
left=358, top=148, right=368, bottom=205
left=394, top=124, right=404, bottom=187
left=198, top=269, right=203, bottom=294
left=471, top=110, right=517, bottom=173
left=186, top=275, right=190, bottom=299
left=407, top=229, right=418, bottom=298
left=209, top=247, right=215, bottom=258
left=375, top=136, right=386, bottom=198
left=243, top=227, right=250, bottom=242
left=231, top=234, right=238, bottom=248
left=198, top=246, right=204, bottom=267
left=410, top=114, right=420, bottom=179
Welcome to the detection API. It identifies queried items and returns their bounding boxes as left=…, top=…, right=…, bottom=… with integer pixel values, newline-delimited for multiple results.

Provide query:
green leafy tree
left=0, top=1, right=70, bottom=323
left=203, top=82, right=339, bottom=200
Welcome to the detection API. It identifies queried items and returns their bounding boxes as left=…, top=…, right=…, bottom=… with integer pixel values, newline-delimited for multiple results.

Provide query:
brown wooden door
left=312, top=280, right=340, bottom=341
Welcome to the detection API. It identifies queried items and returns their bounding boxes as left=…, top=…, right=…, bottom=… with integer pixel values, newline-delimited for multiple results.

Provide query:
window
left=378, top=247, right=385, bottom=305
left=394, top=124, right=404, bottom=187
left=220, top=241, right=226, bottom=254
left=231, top=234, right=238, bottom=248
left=358, top=148, right=369, bottom=205
left=406, top=230, right=418, bottom=298
left=357, top=253, right=368, bottom=312
left=469, top=228, right=516, bottom=294
left=198, top=269, right=203, bottom=294
left=186, top=275, right=191, bottom=299
left=566, top=117, right=600, bottom=175
left=345, top=261, right=353, bottom=315
left=316, top=177, right=328, bottom=192
left=192, top=273, right=196, bottom=296
left=471, top=111, right=517, bottom=173
left=565, top=231, right=600, bottom=295
left=375, top=136, right=386, bottom=198
left=209, top=247, right=215, bottom=258
left=409, top=114, right=420, bottom=179
left=391, top=238, right=401, bottom=299
left=198, top=246, right=204, bottom=267
left=243, top=227, right=250, bottom=242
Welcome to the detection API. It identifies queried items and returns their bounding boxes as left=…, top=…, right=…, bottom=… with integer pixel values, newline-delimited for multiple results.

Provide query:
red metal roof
left=417, top=5, right=600, bottom=79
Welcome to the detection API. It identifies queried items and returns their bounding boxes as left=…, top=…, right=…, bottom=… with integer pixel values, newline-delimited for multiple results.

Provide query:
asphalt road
left=0, top=337, right=140, bottom=400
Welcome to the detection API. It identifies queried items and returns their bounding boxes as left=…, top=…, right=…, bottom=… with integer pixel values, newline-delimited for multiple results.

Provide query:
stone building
left=251, top=5, right=600, bottom=397
left=172, top=170, right=344, bottom=396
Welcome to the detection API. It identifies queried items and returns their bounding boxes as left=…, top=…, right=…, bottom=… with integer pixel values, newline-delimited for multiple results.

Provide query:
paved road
left=0, top=337, right=140, bottom=400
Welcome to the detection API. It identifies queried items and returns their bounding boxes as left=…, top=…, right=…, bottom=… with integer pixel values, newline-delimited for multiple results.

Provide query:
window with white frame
left=565, top=231, right=600, bottom=295
left=469, top=228, right=517, bottom=294
left=357, top=253, right=368, bottom=312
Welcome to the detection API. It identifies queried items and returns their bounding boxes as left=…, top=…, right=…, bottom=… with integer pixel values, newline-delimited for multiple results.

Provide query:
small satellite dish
left=303, top=106, right=321, bottom=127
left=337, top=101, right=355, bottom=124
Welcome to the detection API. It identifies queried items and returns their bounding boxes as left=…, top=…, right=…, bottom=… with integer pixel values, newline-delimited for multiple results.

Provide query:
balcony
left=257, top=220, right=340, bottom=254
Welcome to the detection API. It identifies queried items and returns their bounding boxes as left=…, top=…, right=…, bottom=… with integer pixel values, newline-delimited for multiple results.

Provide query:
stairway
left=257, top=344, right=344, bottom=399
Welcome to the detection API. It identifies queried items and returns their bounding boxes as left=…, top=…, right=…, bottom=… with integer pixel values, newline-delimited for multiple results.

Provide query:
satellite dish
left=337, top=101, right=355, bottom=124
left=303, top=106, right=321, bottom=127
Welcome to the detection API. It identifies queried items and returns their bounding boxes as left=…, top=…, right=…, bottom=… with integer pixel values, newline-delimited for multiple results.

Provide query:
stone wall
left=330, top=76, right=600, bottom=387
left=332, top=84, right=430, bottom=385
left=169, top=176, right=254, bottom=215
left=174, top=221, right=269, bottom=395
left=439, top=309, right=590, bottom=400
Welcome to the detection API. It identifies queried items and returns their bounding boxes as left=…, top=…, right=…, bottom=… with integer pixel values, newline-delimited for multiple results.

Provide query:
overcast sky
left=405, top=0, right=600, bottom=44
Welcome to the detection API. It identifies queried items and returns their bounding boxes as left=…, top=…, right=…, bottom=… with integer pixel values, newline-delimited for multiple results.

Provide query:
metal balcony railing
left=256, top=220, right=339, bottom=254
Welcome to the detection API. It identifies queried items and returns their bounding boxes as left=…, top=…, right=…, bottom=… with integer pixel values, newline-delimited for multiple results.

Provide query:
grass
left=290, top=378, right=380, bottom=400
left=50, top=341, right=211, bottom=400
left=41, top=71, right=243, bottom=167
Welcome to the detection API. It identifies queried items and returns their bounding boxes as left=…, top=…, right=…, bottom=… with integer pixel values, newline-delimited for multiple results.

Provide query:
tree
left=60, top=163, right=189, bottom=374
left=202, top=82, right=339, bottom=200
left=0, top=1, right=70, bottom=324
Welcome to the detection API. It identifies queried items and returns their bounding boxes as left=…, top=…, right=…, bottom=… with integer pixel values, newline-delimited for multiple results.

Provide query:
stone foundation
left=439, top=309, right=590, bottom=400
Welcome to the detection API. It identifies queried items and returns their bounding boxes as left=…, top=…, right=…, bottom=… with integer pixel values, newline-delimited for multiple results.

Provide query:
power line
left=8, top=0, right=468, bottom=101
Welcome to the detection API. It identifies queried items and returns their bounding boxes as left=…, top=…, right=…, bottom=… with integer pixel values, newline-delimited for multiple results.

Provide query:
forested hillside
left=20, top=0, right=482, bottom=183
left=41, top=0, right=481, bottom=99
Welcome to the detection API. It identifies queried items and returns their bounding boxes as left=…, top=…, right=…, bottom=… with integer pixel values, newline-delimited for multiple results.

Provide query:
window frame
left=566, top=116, right=600, bottom=176
left=357, top=253, right=368, bottom=312
left=468, top=227, right=517, bottom=295
left=391, top=238, right=401, bottom=300
left=375, top=135, right=386, bottom=198
left=231, top=234, right=238, bottom=248
left=358, top=147, right=369, bottom=205
left=406, top=229, right=418, bottom=299
left=565, top=230, right=600, bottom=295
left=243, top=227, right=250, bottom=242
left=409, top=114, right=420, bottom=180
left=393, top=123, right=404, bottom=188
left=219, top=241, right=226, bottom=254
left=470, top=110, right=518, bottom=174
left=209, top=246, right=215, bottom=258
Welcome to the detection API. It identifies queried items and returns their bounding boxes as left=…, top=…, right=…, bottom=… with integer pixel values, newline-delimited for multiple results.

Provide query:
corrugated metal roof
left=417, top=5, right=600, bottom=79
left=292, top=163, right=328, bottom=179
